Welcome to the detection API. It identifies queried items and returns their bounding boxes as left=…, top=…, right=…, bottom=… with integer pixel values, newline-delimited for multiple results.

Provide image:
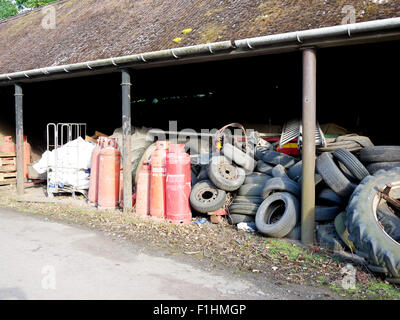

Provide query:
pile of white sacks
left=33, top=137, right=95, bottom=190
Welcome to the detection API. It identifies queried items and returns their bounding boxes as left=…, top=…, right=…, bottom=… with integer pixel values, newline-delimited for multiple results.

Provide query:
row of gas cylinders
left=0, top=136, right=31, bottom=178
left=88, top=139, right=192, bottom=224
left=136, top=141, right=192, bottom=224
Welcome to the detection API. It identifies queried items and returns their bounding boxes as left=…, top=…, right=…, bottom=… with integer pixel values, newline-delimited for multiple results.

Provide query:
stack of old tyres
left=359, top=146, right=400, bottom=174
left=189, top=143, right=254, bottom=215
left=228, top=172, right=269, bottom=225
left=314, top=148, right=371, bottom=250
left=228, top=147, right=304, bottom=240
left=255, top=161, right=302, bottom=238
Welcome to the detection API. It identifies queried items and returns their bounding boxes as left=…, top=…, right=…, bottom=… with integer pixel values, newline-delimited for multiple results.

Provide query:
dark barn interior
left=0, top=39, right=399, bottom=155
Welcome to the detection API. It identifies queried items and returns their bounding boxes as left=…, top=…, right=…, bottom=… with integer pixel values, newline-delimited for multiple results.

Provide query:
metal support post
left=301, top=48, right=317, bottom=245
left=121, top=70, right=132, bottom=212
left=15, top=83, right=24, bottom=196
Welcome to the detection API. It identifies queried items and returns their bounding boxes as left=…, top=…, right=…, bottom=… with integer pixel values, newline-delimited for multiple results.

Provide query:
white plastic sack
left=33, top=137, right=95, bottom=189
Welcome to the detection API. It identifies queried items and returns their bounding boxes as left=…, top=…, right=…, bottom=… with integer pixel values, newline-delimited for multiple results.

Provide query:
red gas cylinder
left=88, top=137, right=104, bottom=206
left=0, top=136, right=16, bottom=153
left=166, top=144, right=192, bottom=224
left=135, top=162, right=151, bottom=215
left=150, top=141, right=170, bottom=218
left=98, top=139, right=121, bottom=209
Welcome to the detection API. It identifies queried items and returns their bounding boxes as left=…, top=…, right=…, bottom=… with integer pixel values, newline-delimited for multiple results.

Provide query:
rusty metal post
left=301, top=48, right=317, bottom=245
left=121, top=70, right=132, bottom=212
left=14, top=83, right=24, bottom=196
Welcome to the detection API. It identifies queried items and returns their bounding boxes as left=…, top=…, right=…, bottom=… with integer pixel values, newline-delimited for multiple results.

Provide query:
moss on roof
left=0, top=0, right=399, bottom=74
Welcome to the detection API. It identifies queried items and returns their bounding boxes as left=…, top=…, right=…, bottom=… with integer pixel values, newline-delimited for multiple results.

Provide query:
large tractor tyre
left=261, top=177, right=301, bottom=200
left=360, top=146, right=400, bottom=163
left=255, top=192, right=300, bottom=238
left=316, top=152, right=356, bottom=198
left=222, top=143, right=256, bottom=173
left=333, top=148, right=369, bottom=181
left=208, top=155, right=246, bottom=191
left=346, top=168, right=400, bottom=279
left=189, top=180, right=226, bottom=214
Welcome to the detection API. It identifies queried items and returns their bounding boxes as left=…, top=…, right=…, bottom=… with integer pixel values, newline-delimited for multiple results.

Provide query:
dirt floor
left=1, top=183, right=400, bottom=300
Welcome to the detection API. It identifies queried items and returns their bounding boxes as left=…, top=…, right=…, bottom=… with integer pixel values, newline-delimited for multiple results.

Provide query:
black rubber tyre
left=316, top=223, right=346, bottom=252
left=255, top=192, right=300, bottom=238
left=232, top=196, right=263, bottom=205
left=256, top=160, right=274, bottom=175
left=366, top=162, right=400, bottom=175
left=360, top=146, right=400, bottom=163
left=197, top=165, right=209, bottom=181
left=227, top=214, right=255, bottom=225
left=189, top=180, right=226, bottom=213
left=261, top=177, right=301, bottom=199
left=318, top=188, right=344, bottom=206
left=263, top=151, right=296, bottom=168
left=208, top=155, right=245, bottom=191
left=286, top=225, right=301, bottom=240
left=333, top=148, right=369, bottom=181
left=287, top=161, right=302, bottom=181
left=244, top=172, right=270, bottom=185
left=315, top=206, right=341, bottom=222
left=222, top=143, right=256, bottom=173
left=316, top=152, right=356, bottom=198
left=297, top=173, right=324, bottom=187
left=255, top=145, right=272, bottom=161
left=191, top=169, right=198, bottom=186
left=346, top=168, right=400, bottom=278
left=271, top=165, right=288, bottom=178
left=229, top=203, right=259, bottom=216
left=237, top=184, right=263, bottom=197
left=336, top=160, right=358, bottom=182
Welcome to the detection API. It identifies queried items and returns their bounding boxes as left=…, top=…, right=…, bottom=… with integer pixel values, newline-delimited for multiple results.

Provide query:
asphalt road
left=0, top=207, right=334, bottom=300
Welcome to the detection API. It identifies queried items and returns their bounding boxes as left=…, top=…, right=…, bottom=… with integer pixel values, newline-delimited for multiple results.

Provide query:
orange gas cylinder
left=150, top=141, right=170, bottom=218
left=88, top=137, right=104, bottom=206
left=135, top=162, right=151, bottom=215
left=0, top=136, right=16, bottom=153
left=23, top=136, right=31, bottom=179
left=166, top=144, right=192, bottom=224
left=98, top=139, right=121, bottom=209
left=119, top=166, right=123, bottom=207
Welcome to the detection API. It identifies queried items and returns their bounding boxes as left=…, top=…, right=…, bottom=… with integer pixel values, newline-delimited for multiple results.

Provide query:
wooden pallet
left=0, top=172, right=16, bottom=185
left=0, top=152, right=16, bottom=176
left=0, top=153, right=17, bottom=185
